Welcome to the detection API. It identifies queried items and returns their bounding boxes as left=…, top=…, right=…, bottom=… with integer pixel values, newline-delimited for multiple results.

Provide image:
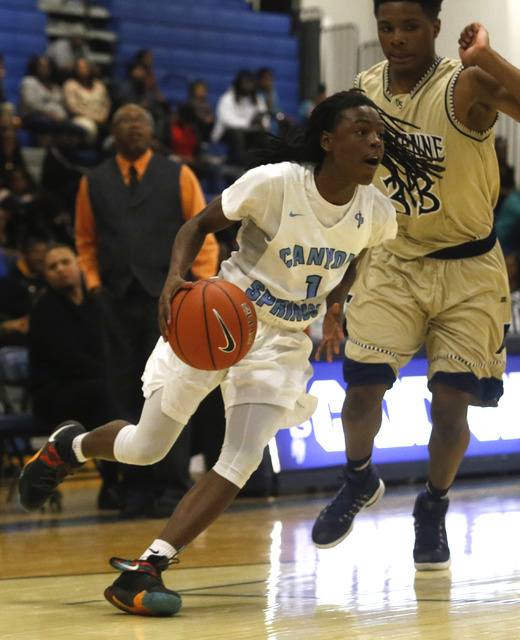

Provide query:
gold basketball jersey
left=355, top=57, right=500, bottom=259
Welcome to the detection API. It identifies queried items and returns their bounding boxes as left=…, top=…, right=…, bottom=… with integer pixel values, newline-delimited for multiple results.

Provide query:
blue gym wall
left=0, top=0, right=300, bottom=123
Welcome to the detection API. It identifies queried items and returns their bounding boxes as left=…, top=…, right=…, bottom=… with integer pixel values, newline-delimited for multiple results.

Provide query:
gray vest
left=87, top=154, right=183, bottom=298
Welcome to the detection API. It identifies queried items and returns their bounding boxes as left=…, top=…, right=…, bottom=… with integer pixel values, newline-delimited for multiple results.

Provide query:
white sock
left=72, top=433, right=88, bottom=463
left=141, top=539, right=179, bottom=561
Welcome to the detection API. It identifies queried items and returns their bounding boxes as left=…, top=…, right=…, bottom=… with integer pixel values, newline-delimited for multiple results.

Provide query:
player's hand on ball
left=159, top=275, right=192, bottom=341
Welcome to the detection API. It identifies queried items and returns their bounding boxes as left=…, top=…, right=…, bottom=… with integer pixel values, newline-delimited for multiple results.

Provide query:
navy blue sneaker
left=18, top=421, right=86, bottom=512
left=413, top=491, right=451, bottom=570
left=312, top=465, right=385, bottom=548
left=104, top=555, right=182, bottom=616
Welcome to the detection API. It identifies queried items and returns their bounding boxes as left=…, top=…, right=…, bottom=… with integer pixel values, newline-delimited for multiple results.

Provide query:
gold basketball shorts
left=344, top=242, right=511, bottom=406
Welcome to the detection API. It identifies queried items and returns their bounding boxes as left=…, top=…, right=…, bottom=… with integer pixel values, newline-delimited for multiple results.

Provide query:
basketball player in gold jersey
left=312, top=1, right=520, bottom=570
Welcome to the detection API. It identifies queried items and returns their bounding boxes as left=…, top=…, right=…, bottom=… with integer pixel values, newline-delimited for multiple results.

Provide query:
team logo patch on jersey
left=355, top=212, right=365, bottom=228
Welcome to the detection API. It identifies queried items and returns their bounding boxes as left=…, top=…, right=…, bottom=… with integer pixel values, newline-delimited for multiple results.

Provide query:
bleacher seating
left=117, top=42, right=298, bottom=110
left=0, top=1, right=47, bottom=104
left=108, top=0, right=300, bottom=119
left=0, top=7, right=46, bottom=33
left=109, top=1, right=292, bottom=34
left=116, top=24, right=297, bottom=58
left=0, top=0, right=300, bottom=139
left=0, top=0, right=42, bottom=9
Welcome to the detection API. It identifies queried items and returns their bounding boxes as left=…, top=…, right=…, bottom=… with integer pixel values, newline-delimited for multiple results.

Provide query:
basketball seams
left=171, top=288, right=191, bottom=366
left=172, top=282, right=209, bottom=369
left=202, top=281, right=218, bottom=370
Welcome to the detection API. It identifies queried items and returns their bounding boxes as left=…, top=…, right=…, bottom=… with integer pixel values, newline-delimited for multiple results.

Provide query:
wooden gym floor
left=1, top=466, right=520, bottom=640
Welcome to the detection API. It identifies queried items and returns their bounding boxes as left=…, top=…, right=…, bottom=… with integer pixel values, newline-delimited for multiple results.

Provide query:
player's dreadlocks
left=247, top=89, right=444, bottom=205
left=376, top=101, right=445, bottom=204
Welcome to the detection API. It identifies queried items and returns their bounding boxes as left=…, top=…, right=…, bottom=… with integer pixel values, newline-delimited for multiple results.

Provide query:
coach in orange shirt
left=75, top=103, right=219, bottom=518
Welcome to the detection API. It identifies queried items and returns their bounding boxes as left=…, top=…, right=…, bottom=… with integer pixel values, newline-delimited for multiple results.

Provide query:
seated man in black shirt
left=29, top=243, right=120, bottom=509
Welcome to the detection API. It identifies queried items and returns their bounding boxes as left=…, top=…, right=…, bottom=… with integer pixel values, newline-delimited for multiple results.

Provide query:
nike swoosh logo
left=289, top=211, right=303, bottom=217
left=49, top=423, right=76, bottom=441
left=119, top=563, right=140, bottom=571
left=150, top=549, right=160, bottom=555
left=213, top=309, right=236, bottom=353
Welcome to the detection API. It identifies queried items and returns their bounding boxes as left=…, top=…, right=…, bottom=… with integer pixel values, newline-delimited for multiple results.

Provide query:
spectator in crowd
left=169, top=104, right=225, bottom=196
left=168, top=104, right=199, bottom=167
left=111, top=60, right=153, bottom=109
left=501, top=248, right=520, bottom=339
left=211, top=69, right=270, bottom=167
left=3, top=167, right=39, bottom=237
left=0, top=101, right=22, bottom=130
left=494, top=136, right=516, bottom=217
left=33, top=195, right=76, bottom=248
left=18, top=56, right=69, bottom=147
left=0, top=54, right=22, bottom=130
left=0, top=198, right=19, bottom=275
left=40, top=127, right=88, bottom=220
left=63, top=58, right=111, bottom=146
left=29, top=243, right=121, bottom=509
left=256, top=67, right=285, bottom=134
left=111, top=60, right=170, bottom=149
left=46, top=23, right=92, bottom=82
left=0, top=126, right=28, bottom=189
left=75, top=103, right=220, bottom=518
left=503, top=248, right=520, bottom=292
left=0, top=163, right=73, bottom=247
left=496, top=186, right=520, bottom=252
left=297, top=83, right=327, bottom=125
left=7, top=166, right=37, bottom=200
left=132, top=49, right=168, bottom=109
left=0, top=235, right=47, bottom=348
left=187, top=79, right=214, bottom=143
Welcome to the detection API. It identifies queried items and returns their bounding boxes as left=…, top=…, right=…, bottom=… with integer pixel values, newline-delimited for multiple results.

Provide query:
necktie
left=129, top=165, right=138, bottom=191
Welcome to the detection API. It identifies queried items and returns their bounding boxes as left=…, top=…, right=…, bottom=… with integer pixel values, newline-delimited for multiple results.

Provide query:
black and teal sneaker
left=104, top=555, right=182, bottom=617
left=18, top=421, right=86, bottom=511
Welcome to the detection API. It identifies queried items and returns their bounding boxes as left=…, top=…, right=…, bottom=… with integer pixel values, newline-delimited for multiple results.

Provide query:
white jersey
left=220, top=161, right=397, bottom=330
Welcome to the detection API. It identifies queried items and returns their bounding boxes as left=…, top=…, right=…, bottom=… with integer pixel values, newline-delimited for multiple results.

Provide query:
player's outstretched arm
left=159, top=196, right=234, bottom=340
left=458, top=22, right=520, bottom=123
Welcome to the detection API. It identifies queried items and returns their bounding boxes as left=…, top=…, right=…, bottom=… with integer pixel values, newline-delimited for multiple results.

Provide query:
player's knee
left=430, top=410, right=468, bottom=440
left=131, top=446, right=167, bottom=466
left=344, top=384, right=386, bottom=420
left=113, top=424, right=170, bottom=465
left=430, top=383, right=470, bottom=435
left=212, top=450, right=265, bottom=488
left=117, top=444, right=166, bottom=466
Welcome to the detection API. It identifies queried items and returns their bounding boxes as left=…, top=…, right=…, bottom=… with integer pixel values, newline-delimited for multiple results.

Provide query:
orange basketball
left=168, top=279, right=257, bottom=370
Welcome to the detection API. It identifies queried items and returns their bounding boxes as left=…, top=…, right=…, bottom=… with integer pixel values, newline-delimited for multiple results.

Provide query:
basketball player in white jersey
left=18, top=90, right=441, bottom=616
left=312, top=1, right=520, bottom=571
